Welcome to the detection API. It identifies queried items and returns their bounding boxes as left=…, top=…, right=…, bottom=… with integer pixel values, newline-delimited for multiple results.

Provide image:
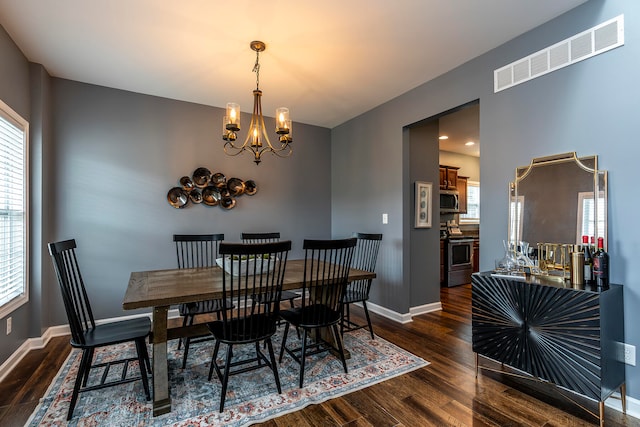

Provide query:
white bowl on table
left=216, top=255, right=277, bottom=276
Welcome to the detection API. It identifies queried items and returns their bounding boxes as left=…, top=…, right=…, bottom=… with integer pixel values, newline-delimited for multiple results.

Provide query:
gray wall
left=47, top=79, right=332, bottom=324
left=332, top=0, right=640, bottom=399
left=409, top=122, right=441, bottom=306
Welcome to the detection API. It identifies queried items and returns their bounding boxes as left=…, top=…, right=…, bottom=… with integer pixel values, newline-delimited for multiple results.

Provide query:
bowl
left=216, top=255, right=276, bottom=276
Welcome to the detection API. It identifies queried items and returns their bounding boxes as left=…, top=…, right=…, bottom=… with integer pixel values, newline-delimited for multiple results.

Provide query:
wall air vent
left=494, top=15, right=624, bottom=93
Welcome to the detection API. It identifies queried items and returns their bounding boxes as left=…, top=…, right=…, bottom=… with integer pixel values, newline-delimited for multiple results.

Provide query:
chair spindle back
left=173, top=234, right=224, bottom=268
left=218, top=241, right=292, bottom=340
left=48, top=239, right=95, bottom=346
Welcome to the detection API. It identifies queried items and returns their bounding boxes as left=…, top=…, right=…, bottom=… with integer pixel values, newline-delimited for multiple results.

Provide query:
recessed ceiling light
left=465, top=141, right=475, bottom=146
left=438, top=135, right=448, bottom=140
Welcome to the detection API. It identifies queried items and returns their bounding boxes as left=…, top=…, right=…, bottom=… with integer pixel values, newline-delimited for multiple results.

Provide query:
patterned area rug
left=27, top=327, right=428, bottom=426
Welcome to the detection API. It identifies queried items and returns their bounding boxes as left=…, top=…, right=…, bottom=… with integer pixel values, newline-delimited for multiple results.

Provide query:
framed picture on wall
left=415, top=181, right=432, bottom=228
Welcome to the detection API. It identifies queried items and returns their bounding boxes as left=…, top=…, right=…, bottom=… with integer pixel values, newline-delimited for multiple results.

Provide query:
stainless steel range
left=443, top=221, right=474, bottom=287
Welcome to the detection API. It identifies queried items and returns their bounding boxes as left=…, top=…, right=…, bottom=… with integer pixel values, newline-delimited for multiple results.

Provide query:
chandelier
left=222, top=41, right=292, bottom=165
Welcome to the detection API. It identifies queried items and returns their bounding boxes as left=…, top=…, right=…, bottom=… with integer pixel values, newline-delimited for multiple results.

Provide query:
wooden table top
left=123, top=259, right=376, bottom=310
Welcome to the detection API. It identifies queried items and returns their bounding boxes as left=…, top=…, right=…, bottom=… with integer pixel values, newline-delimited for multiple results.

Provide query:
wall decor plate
left=189, top=188, right=203, bottom=204
left=202, top=186, right=221, bottom=206
left=211, top=172, right=227, bottom=188
left=227, top=177, right=245, bottom=196
left=220, top=196, right=236, bottom=210
left=192, top=167, right=212, bottom=188
left=180, top=176, right=194, bottom=192
left=167, top=187, right=188, bottom=208
left=244, top=180, right=257, bottom=195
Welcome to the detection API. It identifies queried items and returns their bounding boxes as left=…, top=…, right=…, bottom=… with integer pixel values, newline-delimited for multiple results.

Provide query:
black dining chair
left=279, top=237, right=357, bottom=388
left=241, top=232, right=299, bottom=308
left=48, top=239, right=151, bottom=421
left=341, top=232, right=382, bottom=339
left=207, top=240, right=292, bottom=412
left=174, top=233, right=226, bottom=368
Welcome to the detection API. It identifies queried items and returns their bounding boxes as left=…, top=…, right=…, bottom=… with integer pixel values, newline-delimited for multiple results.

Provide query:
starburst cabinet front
left=472, top=273, right=624, bottom=403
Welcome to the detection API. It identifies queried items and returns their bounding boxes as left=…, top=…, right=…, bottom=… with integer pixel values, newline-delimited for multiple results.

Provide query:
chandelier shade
left=222, top=41, right=292, bottom=165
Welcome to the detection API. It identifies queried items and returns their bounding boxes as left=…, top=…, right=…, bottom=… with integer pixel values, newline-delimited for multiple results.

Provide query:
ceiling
left=439, top=104, right=480, bottom=157
left=0, top=0, right=587, bottom=129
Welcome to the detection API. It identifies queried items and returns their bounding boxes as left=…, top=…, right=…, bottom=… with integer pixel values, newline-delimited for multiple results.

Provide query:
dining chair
left=341, top=232, right=382, bottom=339
left=48, top=239, right=151, bottom=420
left=279, top=237, right=357, bottom=388
left=241, top=232, right=298, bottom=308
left=207, top=240, right=292, bottom=412
left=174, top=233, right=226, bottom=368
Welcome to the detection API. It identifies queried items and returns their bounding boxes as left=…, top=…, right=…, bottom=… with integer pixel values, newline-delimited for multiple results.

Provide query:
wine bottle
left=582, top=235, right=593, bottom=284
left=592, top=237, right=609, bottom=287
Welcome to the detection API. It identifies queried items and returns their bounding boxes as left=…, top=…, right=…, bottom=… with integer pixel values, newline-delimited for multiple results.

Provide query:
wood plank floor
left=1, top=285, right=637, bottom=426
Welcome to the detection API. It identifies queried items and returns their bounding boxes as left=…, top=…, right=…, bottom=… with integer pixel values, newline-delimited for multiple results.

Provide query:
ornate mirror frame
left=509, top=152, right=608, bottom=250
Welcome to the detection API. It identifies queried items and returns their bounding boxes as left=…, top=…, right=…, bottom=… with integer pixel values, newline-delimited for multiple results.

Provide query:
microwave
left=440, top=190, right=459, bottom=213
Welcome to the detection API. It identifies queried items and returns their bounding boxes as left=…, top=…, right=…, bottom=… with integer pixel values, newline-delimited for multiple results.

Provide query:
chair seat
left=342, top=289, right=368, bottom=304
left=280, top=304, right=341, bottom=329
left=73, top=317, right=151, bottom=349
left=179, top=298, right=229, bottom=316
left=208, top=313, right=278, bottom=344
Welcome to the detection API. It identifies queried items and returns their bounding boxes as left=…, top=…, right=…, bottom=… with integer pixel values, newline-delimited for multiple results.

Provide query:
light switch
left=382, top=213, right=388, bottom=224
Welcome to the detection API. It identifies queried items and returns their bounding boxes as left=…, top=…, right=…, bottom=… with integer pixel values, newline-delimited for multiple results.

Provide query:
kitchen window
left=459, top=180, right=479, bottom=224
left=0, top=99, right=29, bottom=318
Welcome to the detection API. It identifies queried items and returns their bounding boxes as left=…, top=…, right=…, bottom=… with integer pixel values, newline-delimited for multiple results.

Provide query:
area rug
left=27, top=327, right=428, bottom=426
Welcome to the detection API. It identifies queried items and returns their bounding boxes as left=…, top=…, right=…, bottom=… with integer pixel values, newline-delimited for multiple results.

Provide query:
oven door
left=446, top=239, right=473, bottom=287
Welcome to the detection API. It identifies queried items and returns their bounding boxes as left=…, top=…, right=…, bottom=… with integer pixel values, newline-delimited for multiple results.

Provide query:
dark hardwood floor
left=1, top=285, right=637, bottom=426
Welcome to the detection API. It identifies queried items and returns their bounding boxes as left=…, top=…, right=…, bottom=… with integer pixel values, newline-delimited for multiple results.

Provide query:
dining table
left=122, top=259, right=376, bottom=416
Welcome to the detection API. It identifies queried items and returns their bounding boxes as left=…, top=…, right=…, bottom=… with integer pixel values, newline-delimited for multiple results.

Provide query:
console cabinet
left=472, top=272, right=625, bottom=425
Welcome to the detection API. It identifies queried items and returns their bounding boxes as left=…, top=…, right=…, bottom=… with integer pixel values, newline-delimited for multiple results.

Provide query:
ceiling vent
left=494, top=15, right=624, bottom=93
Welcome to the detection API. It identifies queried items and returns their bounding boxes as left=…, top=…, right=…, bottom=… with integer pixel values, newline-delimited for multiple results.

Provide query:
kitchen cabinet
left=439, top=165, right=459, bottom=190
left=457, top=176, right=468, bottom=214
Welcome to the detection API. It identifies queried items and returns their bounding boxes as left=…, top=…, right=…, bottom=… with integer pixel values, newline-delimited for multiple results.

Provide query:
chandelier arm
left=256, top=145, right=293, bottom=159
left=222, top=143, right=249, bottom=156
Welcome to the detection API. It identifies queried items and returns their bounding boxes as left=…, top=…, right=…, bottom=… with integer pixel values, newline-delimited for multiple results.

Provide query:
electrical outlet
left=382, top=213, right=388, bottom=224
left=6, top=317, right=11, bottom=335
left=624, top=343, right=636, bottom=366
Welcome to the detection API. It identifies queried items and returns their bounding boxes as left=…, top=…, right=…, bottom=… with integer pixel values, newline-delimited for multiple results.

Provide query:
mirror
left=509, top=152, right=607, bottom=249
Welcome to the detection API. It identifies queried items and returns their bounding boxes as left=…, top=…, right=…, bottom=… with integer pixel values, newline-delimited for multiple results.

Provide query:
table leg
left=319, top=326, right=351, bottom=359
left=152, top=306, right=171, bottom=416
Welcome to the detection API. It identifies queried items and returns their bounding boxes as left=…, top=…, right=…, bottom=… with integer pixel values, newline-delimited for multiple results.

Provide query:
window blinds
left=0, top=110, right=26, bottom=308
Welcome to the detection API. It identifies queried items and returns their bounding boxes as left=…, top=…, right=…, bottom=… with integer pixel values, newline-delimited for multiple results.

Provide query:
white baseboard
left=606, top=391, right=640, bottom=420
left=364, top=300, right=442, bottom=324
left=0, top=310, right=161, bottom=383
left=0, top=326, right=68, bottom=383
left=409, top=302, right=443, bottom=316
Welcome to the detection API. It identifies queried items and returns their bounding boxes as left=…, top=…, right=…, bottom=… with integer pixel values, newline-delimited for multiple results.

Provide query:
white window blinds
left=0, top=101, right=28, bottom=315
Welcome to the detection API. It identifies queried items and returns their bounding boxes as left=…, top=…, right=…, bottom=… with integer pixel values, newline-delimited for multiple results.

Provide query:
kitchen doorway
left=437, top=101, right=480, bottom=286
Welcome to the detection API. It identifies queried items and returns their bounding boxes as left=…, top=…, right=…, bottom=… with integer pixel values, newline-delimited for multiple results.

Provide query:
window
left=0, top=99, right=28, bottom=318
left=509, top=195, right=524, bottom=243
left=459, top=180, right=480, bottom=224
left=576, top=191, right=606, bottom=245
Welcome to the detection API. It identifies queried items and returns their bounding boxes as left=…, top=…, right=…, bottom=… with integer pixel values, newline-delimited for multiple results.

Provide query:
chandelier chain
left=253, top=50, right=260, bottom=90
